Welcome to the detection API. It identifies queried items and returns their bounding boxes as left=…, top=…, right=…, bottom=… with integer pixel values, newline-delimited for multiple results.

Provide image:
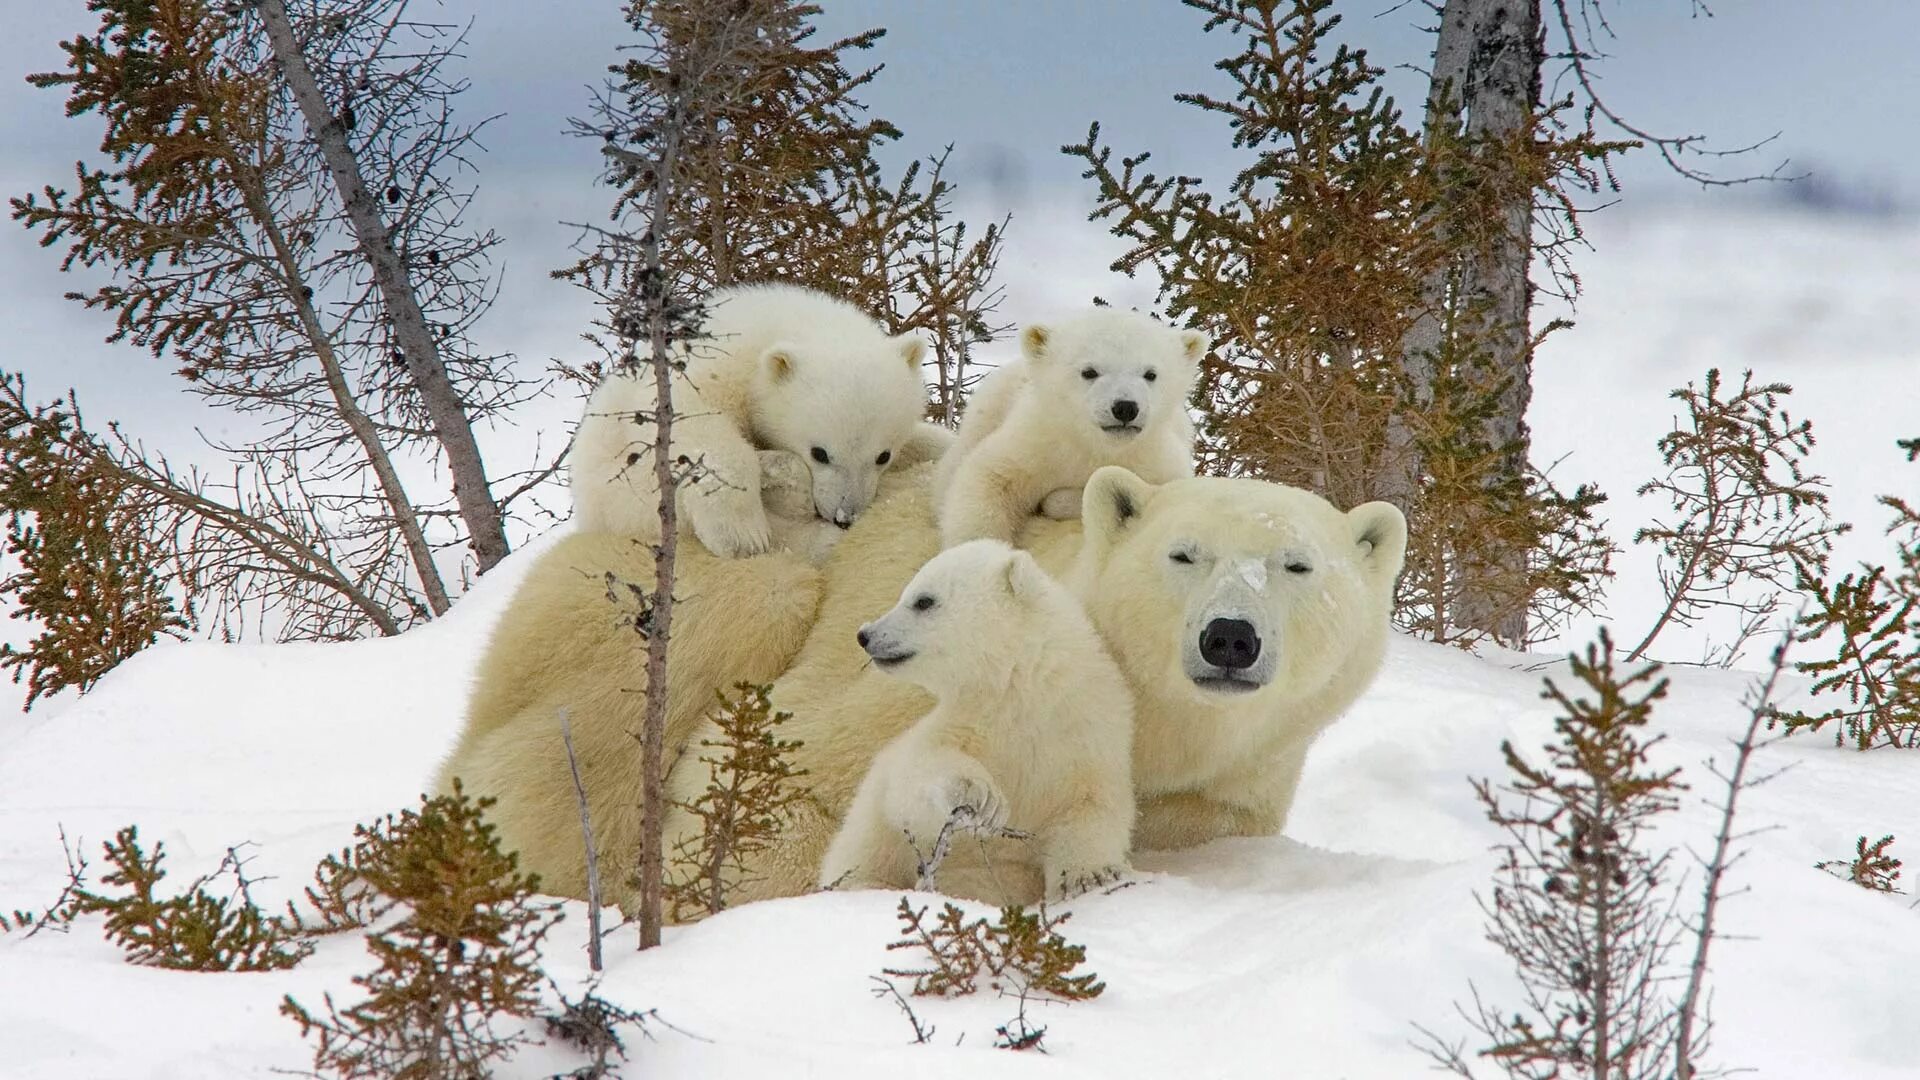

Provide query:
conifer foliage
left=1815, top=835, right=1903, bottom=894
left=881, top=897, right=1105, bottom=1002
left=65, top=828, right=311, bottom=971
left=1629, top=368, right=1847, bottom=664
left=282, top=785, right=562, bottom=1080
left=665, top=683, right=811, bottom=923
left=1776, top=442, right=1920, bottom=749
left=0, top=376, right=187, bottom=708
left=1065, top=0, right=1622, bottom=648
left=1422, top=632, right=1700, bottom=1078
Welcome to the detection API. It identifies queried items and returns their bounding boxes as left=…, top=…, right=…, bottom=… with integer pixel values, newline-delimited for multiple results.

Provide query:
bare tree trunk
left=1675, top=640, right=1788, bottom=1077
left=1399, top=0, right=1543, bottom=646
left=229, top=163, right=453, bottom=617
left=633, top=102, right=688, bottom=953
left=1381, top=0, right=1476, bottom=509
left=256, top=0, right=513, bottom=576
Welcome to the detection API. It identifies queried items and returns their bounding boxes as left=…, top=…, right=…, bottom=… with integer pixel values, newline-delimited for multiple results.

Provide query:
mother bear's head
left=1066, top=466, right=1408, bottom=711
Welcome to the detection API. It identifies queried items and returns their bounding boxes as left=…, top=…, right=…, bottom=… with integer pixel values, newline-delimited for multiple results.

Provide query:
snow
left=4, top=519, right=1920, bottom=1076
left=1, top=204, right=1917, bottom=1076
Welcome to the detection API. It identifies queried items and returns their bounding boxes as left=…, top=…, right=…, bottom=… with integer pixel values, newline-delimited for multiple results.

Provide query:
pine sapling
left=1815, top=835, right=1903, bottom=894
left=281, top=785, right=562, bottom=1080
left=881, top=897, right=1105, bottom=1002
left=665, top=683, right=810, bottom=922
left=1776, top=461, right=1920, bottom=750
left=68, top=828, right=311, bottom=971
left=1420, top=630, right=1689, bottom=1078
left=1629, top=368, right=1846, bottom=664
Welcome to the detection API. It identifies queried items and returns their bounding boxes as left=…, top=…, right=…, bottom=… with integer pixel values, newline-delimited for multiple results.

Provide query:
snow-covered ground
left=3, top=485, right=1918, bottom=1077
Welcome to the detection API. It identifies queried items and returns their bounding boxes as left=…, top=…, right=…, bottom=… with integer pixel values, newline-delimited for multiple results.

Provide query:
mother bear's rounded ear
left=1081, top=466, right=1157, bottom=555
left=1347, top=501, right=1408, bottom=581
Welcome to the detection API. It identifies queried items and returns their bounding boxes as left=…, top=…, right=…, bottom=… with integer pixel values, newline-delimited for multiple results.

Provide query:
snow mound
left=2, top=537, right=1917, bottom=1078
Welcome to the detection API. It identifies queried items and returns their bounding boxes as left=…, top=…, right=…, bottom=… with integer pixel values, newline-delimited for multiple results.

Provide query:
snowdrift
left=2, top=530, right=1917, bottom=1079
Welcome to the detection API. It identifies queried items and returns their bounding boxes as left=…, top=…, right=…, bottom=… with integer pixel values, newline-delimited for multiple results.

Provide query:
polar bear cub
left=933, top=308, right=1205, bottom=547
left=818, top=539, right=1135, bottom=901
left=571, top=283, right=947, bottom=558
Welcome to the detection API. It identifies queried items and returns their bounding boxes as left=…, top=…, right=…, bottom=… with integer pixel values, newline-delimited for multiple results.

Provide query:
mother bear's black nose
left=856, top=628, right=871, bottom=649
left=1199, top=618, right=1261, bottom=669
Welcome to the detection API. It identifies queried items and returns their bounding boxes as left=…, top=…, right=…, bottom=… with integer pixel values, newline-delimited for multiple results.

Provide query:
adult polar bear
left=441, top=459, right=1406, bottom=913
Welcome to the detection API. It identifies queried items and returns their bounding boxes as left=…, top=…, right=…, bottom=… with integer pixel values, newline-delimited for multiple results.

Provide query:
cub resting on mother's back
left=934, top=307, right=1205, bottom=547
left=570, top=282, right=950, bottom=556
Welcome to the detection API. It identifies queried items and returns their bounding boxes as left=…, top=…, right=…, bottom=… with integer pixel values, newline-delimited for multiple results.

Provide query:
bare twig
left=1673, top=633, right=1792, bottom=1078
left=255, top=0, right=511, bottom=574
left=870, top=976, right=937, bottom=1045
left=560, top=708, right=604, bottom=973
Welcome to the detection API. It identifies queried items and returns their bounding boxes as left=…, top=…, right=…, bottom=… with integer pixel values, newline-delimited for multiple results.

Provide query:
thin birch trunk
left=256, top=0, right=512, bottom=576
left=634, top=99, right=688, bottom=952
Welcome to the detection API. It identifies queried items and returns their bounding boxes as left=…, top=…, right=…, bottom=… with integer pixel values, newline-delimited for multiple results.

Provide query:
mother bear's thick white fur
left=438, top=462, right=1405, bottom=913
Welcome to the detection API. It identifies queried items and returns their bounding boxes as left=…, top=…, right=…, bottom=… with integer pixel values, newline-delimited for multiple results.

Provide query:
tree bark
left=1380, top=0, right=1476, bottom=511
left=255, top=0, right=513, bottom=576
left=1400, top=0, right=1543, bottom=646
left=228, top=156, right=452, bottom=619
left=634, top=98, right=688, bottom=953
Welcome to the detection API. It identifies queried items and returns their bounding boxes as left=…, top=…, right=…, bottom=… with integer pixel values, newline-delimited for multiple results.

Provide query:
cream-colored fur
left=569, top=282, right=948, bottom=558
left=817, top=540, right=1134, bottom=902
left=933, top=308, right=1205, bottom=546
left=433, top=464, right=943, bottom=909
left=450, top=459, right=1405, bottom=916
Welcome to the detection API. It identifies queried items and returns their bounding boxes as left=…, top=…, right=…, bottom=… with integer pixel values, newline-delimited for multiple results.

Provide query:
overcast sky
left=1, top=0, right=1914, bottom=442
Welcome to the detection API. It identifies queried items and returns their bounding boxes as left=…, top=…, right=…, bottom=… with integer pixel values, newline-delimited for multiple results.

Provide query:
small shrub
left=281, top=784, right=562, bottom=1080
left=543, top=983, right=656, bottom=1080
left=1816, top=835, right=1903, bottom=894
left=1775, top=455, right=1920, bottom=750
left=1420, top=631, right=1694, bottom=1078
left=664, top=683, right=810, bottom=922
left=68, top=828, right=310, bottom=971
left=881, top=897, right=1104, bottom=1002
left=1628, top=368, right=1845, bottom=665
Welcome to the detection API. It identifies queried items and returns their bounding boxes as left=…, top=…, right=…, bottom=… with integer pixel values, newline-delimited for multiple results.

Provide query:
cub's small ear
left=764, top=344, right=798, bottom=382
left=894, top=333, right=927, bottom=369
left=1020, top=324, right=1051, bottom=363
left=1177, top=329, right=1209, bottom=366
left=1348, top=500, right=1408, bottom=580
left=1082, top=466, right=1157, bottom=554
left=1003, top=550, right=1050, bottom=603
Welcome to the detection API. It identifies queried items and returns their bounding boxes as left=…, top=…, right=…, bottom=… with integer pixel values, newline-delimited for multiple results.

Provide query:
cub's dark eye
left=1144, top=369, right=1158, bottom=382
left=875, top=449, right=892, bottom=466
left=811, top=446, right=830, bottom=465
left=1080, top=367, right=1098, bottom=380
left=1170, top=550, right=1195, bottom=565
left=1286, top=561, right=1312, bottom=575
left=912, top=594, right=937, bottom=611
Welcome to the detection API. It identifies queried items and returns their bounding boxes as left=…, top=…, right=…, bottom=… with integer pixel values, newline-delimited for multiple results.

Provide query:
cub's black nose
left=1111, top=399, right=1140, bottom=424
left=856, top=629, right=871, bottom=649
left=1199, top=618, right=1260, bottom=670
